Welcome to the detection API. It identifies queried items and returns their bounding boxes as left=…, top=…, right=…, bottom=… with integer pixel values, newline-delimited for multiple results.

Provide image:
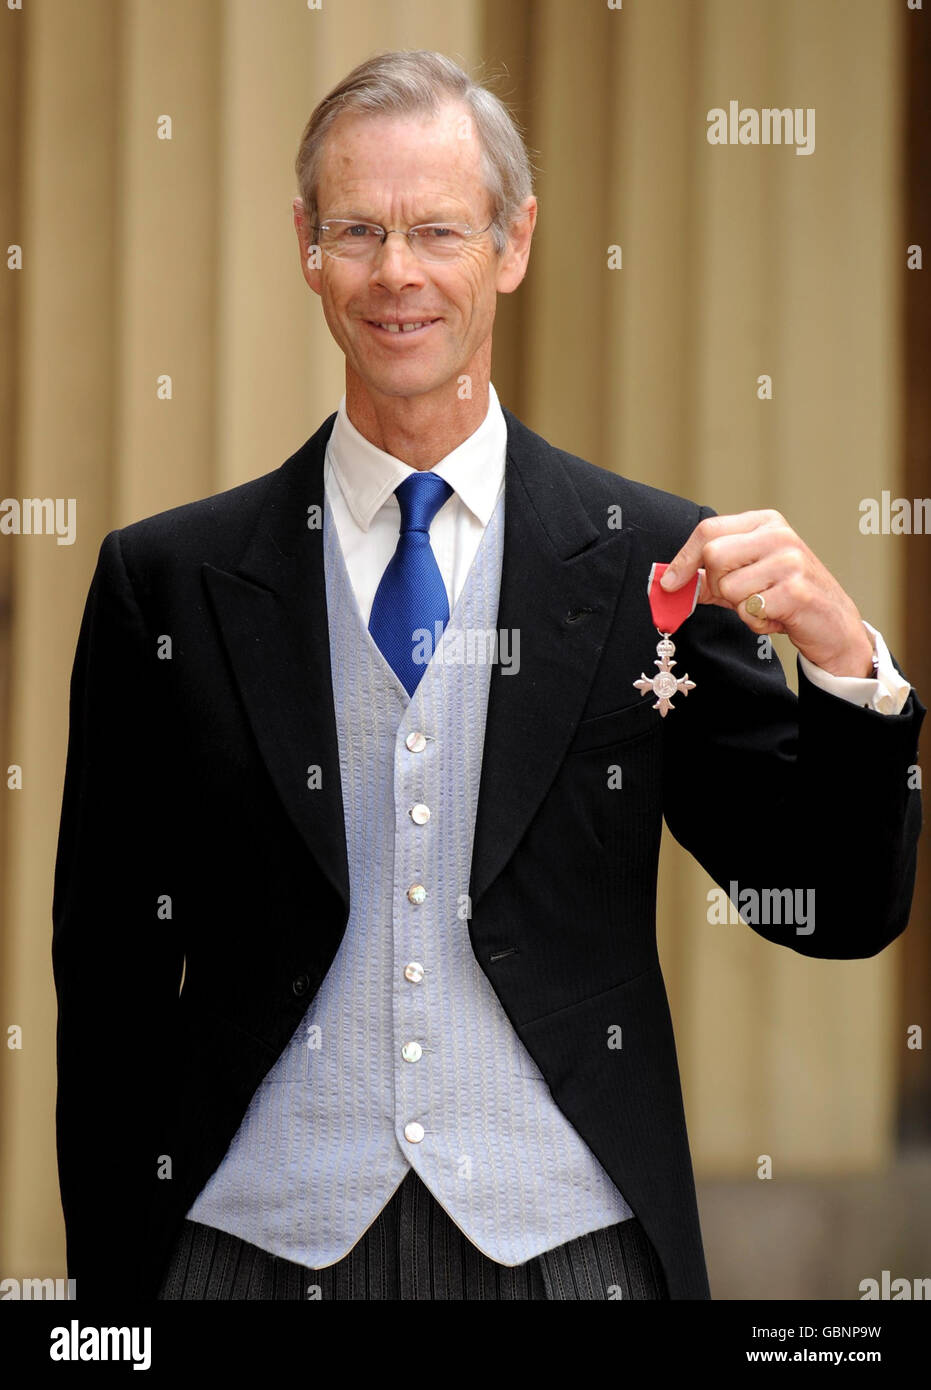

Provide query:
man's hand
left=660, top=510, right=875, bottom=678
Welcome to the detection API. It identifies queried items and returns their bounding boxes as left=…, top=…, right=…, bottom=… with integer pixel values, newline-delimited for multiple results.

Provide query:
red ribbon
left=646, top=562, right=701, bottom=634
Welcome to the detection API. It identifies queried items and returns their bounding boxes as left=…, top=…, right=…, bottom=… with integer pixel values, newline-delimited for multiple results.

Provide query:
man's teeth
left=374, top=321, right=431, bottom=333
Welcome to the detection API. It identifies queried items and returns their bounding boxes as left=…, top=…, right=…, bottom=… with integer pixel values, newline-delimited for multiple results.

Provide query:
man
left=53, top=50, right=923, bottom=1302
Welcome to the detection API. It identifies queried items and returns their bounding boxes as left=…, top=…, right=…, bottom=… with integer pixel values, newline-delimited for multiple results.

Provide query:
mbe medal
left=633, top=561, right=701, bottom=717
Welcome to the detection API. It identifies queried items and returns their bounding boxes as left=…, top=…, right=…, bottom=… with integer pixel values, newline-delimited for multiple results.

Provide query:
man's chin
left=354, top=363, right=455, bottom=401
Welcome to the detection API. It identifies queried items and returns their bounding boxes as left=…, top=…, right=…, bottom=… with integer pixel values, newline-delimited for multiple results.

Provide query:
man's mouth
left=364, top=318, right=441, bottom=336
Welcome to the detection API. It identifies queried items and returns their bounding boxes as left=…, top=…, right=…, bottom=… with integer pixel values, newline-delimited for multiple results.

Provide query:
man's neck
left=344, top=377, right=491, bottom=470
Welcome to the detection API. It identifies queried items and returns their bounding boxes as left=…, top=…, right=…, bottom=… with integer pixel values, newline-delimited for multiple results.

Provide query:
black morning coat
left=52, top=408, right=925, bottom=1300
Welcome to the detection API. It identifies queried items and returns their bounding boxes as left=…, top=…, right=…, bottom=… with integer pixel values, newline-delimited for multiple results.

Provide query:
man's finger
left=694, top=566, right=725, bottom=605
left=660, top=511, right=777, bottom=591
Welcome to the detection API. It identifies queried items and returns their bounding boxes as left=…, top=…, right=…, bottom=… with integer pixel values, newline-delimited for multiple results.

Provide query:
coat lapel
left=468, top=409, right=631, bottom=910
left=201, top=414, right=351, bottom=916
left=201, top=407, right=632, bottom=923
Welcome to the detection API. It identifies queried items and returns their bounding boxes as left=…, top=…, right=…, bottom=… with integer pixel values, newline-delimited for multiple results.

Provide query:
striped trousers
left=157, top=1168, right=669, bottom=1300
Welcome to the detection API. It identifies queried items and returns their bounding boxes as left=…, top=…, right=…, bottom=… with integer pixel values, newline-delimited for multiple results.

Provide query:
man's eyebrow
left=315, top=210, right=376, bottom=223
left=325, top=209, right=465, bottom=223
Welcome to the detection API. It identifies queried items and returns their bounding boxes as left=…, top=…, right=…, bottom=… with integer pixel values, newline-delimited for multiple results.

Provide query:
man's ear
left=495, top=196, right=537, bottom=295
left=293, top=197, right=323, bottom=296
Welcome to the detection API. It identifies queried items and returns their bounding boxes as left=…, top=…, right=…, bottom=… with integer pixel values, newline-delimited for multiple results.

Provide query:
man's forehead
left=319, top=102, right=483, bottom=187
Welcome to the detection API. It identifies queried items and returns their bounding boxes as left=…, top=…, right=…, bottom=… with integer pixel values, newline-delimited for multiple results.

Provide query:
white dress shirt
left=323, top=383, right=910, bottom=717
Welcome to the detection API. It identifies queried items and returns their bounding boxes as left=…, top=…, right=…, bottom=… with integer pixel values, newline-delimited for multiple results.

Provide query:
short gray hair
left=294, top=50, right=535, bottom=254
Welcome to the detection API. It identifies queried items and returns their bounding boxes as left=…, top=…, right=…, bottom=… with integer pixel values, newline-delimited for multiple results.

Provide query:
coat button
left=401, top=1041, right=423, bottom=1063
left=405, top=732, right=427, bottom=753
left=292, top=973, right=311, bottom=997
left=404, top=1121, right=425, bottom=1143
left=410, top=803, right=431, bottom=824
left=404, top=961, right=425, bottom=983
left=407, top=883, right=426, bottom=905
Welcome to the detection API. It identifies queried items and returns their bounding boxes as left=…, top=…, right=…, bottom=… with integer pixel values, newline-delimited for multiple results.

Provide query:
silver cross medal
left=634, top=633, right=695, bottom=717
left=633, top=562, right=701, bottom=717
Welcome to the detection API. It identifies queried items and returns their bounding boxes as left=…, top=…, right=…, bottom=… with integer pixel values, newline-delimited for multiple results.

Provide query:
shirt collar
left=326, top=381, right=506, bottom=531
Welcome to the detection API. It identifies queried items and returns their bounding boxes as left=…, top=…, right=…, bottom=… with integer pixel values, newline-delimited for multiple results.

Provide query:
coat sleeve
left=661, top=507, right=925, bottom=960
left=51, top=528, right=183, bottom=1297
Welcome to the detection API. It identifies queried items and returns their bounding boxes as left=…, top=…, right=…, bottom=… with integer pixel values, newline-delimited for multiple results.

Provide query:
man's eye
left=418, top=225, right=460, bottom=239
left=345, top=224, right=378, bottom=238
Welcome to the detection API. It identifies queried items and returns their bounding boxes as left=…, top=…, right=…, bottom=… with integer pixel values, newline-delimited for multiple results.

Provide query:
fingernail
left=660, top=568, right=677, bottom=589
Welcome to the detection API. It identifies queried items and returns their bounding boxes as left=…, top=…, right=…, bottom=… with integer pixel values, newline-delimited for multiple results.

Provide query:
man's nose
left=368, top=232, right=427, bottom=291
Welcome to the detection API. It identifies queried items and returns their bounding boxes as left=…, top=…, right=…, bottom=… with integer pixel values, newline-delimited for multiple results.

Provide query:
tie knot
left=395, top=471, right=454, bottom=534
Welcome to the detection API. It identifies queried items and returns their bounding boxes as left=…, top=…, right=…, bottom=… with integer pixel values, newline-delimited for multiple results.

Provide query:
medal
left=633, top=562, right=701, bottom=716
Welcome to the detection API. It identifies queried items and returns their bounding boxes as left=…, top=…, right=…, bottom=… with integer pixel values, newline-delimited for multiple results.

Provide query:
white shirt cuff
left=798, top=621, right=911, bottom=716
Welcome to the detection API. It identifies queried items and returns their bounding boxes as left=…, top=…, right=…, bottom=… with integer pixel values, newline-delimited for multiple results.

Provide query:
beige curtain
left=0, top=0, right=907, bottom=1280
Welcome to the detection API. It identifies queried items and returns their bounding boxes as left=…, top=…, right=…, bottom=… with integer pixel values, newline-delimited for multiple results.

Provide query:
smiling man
left=296, top=95, right=527, bottom=467
left=53, top=50, right=923, bottom=1304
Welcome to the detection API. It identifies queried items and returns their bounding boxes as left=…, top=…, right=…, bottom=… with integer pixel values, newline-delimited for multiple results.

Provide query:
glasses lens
left=410, top=225, right=470, bottom=262
left=318, top=222, right=383, bottom=259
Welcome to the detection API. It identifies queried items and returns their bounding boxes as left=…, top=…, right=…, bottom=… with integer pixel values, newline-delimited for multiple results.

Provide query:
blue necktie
left=368, top=471, right=454, bottom=697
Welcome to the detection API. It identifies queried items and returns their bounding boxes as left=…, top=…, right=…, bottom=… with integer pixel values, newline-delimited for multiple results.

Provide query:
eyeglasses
left=312, top=218, right=496, bottom=263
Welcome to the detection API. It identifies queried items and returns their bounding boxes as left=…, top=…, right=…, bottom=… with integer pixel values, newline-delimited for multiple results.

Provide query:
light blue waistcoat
left=186, top=477, right=634, bottom=1267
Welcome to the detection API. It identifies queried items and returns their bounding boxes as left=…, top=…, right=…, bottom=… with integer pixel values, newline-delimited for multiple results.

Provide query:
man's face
left=295, top=102, right=534, bottom=404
